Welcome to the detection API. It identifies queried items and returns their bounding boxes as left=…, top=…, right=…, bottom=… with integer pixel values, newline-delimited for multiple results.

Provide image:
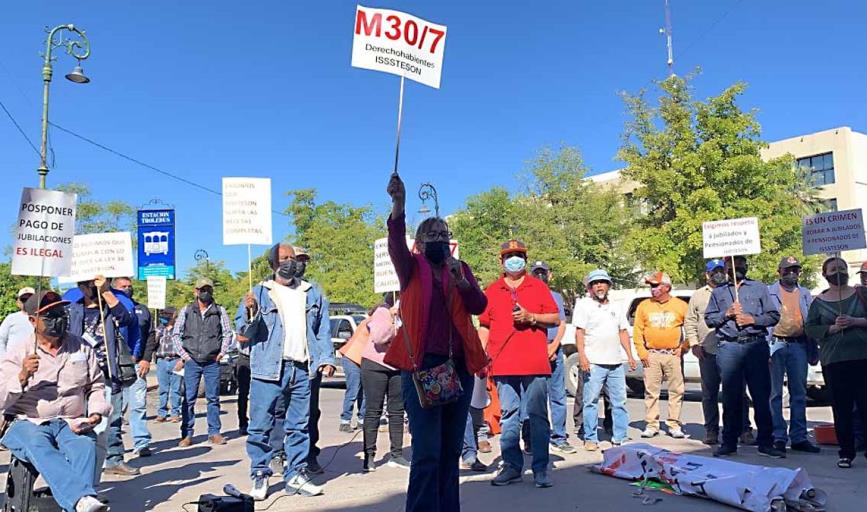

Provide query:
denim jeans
left=403, top=354, right=473, bottom=512
left=341, top=358, right=365, bottom=423
left=582, top=364, right=629, bottom=443
left=182, top=359, right=222, bottom=438
left=497, top=375, right=550, bottom=474
left=247, top=360, right=311, bottom=480
left=548, top=348, right=568, bottom=443
left=462, top=406, right=486, bottom=463
left=156, top=357, right=183, bottom=418
left=717, top=339, right=773, bottom=449
left=106, top=389, right=126, bottom=467
left=307, top=370, right=322, bottom=463
left=124, top=373, right=151, bottom=450
left=2, top=419, right=98, bottom=512
left=770, top=339, right=809, bottom=444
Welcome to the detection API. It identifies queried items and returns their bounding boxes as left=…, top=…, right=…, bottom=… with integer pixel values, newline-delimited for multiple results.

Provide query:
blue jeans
left=548, top=348, right=568, bottom=443
left=2, top=419, right=98, bottom=512
left=247, top=360, right=311, bottom=480
left=156, top=357, right=183, bottom=418
left=403, top=355, right=473, bottom=512
left=582, top=364, right=629, bottom=443
left=340, top=358, right=365, bottom=423
left=717, top=339, right=773, bottom=448
left=106, top=389, right=126, bottom=466
left=124, top=373, right=151, bottom=450
left=182, top=359, right=222, bottom=438
left=497, top=375, right=550, bottom=474
left=770, top=339, right=809, bottom=444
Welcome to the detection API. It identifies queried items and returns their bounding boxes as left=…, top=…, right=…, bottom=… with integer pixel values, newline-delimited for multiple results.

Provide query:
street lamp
left=38, top=24, right=91, bottom=189
left=194, top=249, right=210, bottom=275
left=418, top=182, right=440, bottom=218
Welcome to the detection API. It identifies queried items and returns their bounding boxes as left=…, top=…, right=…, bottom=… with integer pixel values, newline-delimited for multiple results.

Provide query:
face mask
left=277, top=260, right=297, bottom=280
left=424, top=241, right=449, bottom=265
left=119, top=287, right=133, bottom=297
left=294, top=261, right=307, bottom=279
left=159, top=317, right=169, bottom=326
left=198, top=290, right=213, bottom=304
left=504, top=256, right=526, bottom=274
left=728, top=267, right=747, bottom=281
left=826, top=272, right=848, bottom=286
left=709, top=271, right=727, bottom=286
left=533, top=272, right=549, bottom=283
left=86, top=285, right=98, bottom=299
left=780, top=274, right=799, bottom=287
left=42, top=315, right=68, bottom=338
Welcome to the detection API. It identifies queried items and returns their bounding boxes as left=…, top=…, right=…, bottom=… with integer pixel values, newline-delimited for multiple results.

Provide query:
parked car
left=330, top=313, right=367, bottom=378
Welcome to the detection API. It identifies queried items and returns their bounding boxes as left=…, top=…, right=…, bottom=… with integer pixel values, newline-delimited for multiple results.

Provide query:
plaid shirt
left=154, top=325, right=178, bottom=359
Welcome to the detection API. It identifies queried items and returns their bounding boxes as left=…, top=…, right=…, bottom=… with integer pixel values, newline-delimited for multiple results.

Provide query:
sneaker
left=533, top=471, right=553, bottom=489
left=75, top=495, right=108, bottom=512
left=478, top=439, right=493, bottom=453
left=307, top=459, right=324, bottom=474
left=178, top=437, right=193, bottom=447
left=209, top=434, right=226, bottom=445
left=551, top=441, right=577, bottom=454
left=285, top=469, right=323, bottom=497
left=363, top=453, right=377, bottom=473
left=703, top=431, right=719, bottom=446
left=758, top=446, right=787, bottom=459
left=669, top=427, right=685, bottom=439
left=104, top=462, right=141, bottom=476
left=739, top=429, right=757, bottom=446
left=641, top=428, right=659, bottom=439
left=386, top=455, right=411, bottom=469
left=270, top=454, right=286, bottom=476
left=134, top=447, right=152, bottom=457
left=713, top=445, right=737, bottom=458
left=461, top=459, right=488, bottom=472
left=791, top=441, right=821, bottom=453
left=773, top=440, right=788, bottom=453
left=611, top=438, right=628, bottom=447
left=584, top=441, right=599, bottom=452
left=491, top=464, right=522, bottom=486
left=249, top=473, right=269, bottom=501
left=339, top=423, right=353, bottom=433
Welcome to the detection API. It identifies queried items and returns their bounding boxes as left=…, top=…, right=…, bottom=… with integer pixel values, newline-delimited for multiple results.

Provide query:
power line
left=0, top=98, right=40, bottom=157
left=679, top=0, right=745, bottom=59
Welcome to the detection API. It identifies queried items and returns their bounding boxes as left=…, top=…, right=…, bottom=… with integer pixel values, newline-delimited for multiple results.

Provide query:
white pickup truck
left=560, top=288, right=827, bottom=400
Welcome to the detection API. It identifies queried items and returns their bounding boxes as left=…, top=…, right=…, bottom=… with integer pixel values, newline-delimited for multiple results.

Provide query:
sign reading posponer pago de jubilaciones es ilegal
left=11, top=187, right=77, bottom=277
left=351, top=4, right=447, bottom=89
left=802, top=208, right=867, bottom=255
left=702, top=217, right=762, bottom=259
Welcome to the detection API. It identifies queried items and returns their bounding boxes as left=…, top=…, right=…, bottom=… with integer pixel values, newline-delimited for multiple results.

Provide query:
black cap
left=778, top=256, right=801, bottom=270
left=23, top=291, right=69, bottom=316
left=530, top=261, right=550, bottom=273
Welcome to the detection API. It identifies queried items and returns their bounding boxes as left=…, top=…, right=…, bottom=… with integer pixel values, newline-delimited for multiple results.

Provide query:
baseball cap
left=17, top=287, right=36, bottom=299
left=194, top=277, right=215, bottom=289
left=23, top=290, right=69, bottom=316
left=294, top=246, right=310, bottom=260
left=499, top=239, right=528, bottom=256
left=857, top=261, right=867, bottom=274
left=530, top=261, right=550, bottom=273
left=645, top=271, right=672, bottom=286
left=778, top=256, right=802, bottom=270
left=705, top=259, right=725, bottom=272
left=585, top=269, right=613, bottom=286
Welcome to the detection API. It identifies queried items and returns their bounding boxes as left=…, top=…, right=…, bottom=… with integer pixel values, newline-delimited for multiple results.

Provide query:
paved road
left=1, top=380, right=863, bottom=511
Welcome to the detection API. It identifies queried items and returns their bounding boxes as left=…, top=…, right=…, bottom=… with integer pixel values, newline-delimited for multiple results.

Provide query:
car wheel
left=565, top=353, right=580, bottom=398
left=626, top=377, right=645, bottom=397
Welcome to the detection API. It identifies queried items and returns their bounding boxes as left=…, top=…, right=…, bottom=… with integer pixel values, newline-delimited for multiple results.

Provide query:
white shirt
left=268, top=280, right=310, bottom=363
left=572, top=296, right=629, bottom=365
left=0, top=311, right=33, bottom=358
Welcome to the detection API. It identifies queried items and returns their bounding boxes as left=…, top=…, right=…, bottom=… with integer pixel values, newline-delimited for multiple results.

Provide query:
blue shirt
left=705, top=279, right=780, bottom=341
left=549, top=291, right=566, bottom=342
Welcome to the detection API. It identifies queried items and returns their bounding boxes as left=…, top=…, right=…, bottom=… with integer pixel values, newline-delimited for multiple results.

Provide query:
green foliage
left=0, top=263, right=35, bottom=317
left=618, top=74, right=823, bottom=285
left=54, top=183, right=136, bottom=235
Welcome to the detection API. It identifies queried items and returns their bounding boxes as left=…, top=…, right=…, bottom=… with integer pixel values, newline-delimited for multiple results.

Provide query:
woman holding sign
left=805, top=257, right=867, bottom=468
left=384, top=173, right=488, bottom=512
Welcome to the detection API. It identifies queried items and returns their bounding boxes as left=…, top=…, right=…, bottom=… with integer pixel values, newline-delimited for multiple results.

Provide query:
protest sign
left=374, top=237, right=458, bottom=293
left=146, top=276, right=167, bottom=310
left=137, top=208, right=176, bottom=280
left=702, top=217, right=761, bottom=259
left=222, top=177, right=273, bottom=246
left=352, top=5, right=448, bottom=89
left=60, top=232, right=135, bottom=283
left=11, top=187, right=77, bottom=277
left=802, top=208, right=866, bottom=255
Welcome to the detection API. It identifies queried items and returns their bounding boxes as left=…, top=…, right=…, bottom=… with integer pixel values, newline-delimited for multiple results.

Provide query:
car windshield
left=353, top=315, right=366, bottom=324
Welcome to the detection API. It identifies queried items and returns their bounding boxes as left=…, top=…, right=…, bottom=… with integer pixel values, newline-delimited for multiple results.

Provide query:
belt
left=773, top=335, right=806, bottom=343
left=156, top=355, right=179, bottom=359
left=648, top=348, right=679, bottom=355
left=723, top=335, right=765, bottom=344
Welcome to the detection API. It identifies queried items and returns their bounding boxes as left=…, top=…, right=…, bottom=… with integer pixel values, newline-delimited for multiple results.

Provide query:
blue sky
left=2, top=1, right=866, bottom=276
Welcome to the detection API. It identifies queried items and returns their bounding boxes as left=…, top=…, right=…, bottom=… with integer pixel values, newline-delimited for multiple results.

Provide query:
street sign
left=137, top=208, right=175, bottom=280
left=702, top=217, right=761, bottom=259
left=802, top=208, right=867, bottom=255
left=11, top=187, right=77, bottom=277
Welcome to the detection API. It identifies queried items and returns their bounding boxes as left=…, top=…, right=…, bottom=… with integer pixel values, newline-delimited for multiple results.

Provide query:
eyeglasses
left=424, top=230, right=452, bottom=241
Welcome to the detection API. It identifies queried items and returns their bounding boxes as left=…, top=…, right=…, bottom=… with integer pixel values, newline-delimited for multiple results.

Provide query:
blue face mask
left=504, top=256, right=526, bottom=274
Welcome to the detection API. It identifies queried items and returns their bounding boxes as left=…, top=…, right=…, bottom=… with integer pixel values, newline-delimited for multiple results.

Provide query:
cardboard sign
left=702, top=217, right=761, bottom=258
left=11, top=187, right=77, bottom=277
left=60, top=232, right=135, bottom=283
left=222, top=177, right=273, bottom=246
left=146, top=276, right=167, bottom=310
left=352, top=5, right=448, bottom=89
left=374, top=237, right=459, bottom=293
left=802, top=208, right=867, bottom=255
left=137, top=209, right=176, bottom=280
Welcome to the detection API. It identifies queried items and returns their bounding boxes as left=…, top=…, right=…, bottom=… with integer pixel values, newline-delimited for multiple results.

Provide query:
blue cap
left=706, top=259, right=725, bottom=272
left=585, top=269, right=613, bottom=286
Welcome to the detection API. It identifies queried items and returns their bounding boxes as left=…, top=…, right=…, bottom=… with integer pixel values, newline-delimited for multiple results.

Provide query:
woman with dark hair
left=805, top=257, right=867, bottom=468
left=384, top=174, right=488, bottom=512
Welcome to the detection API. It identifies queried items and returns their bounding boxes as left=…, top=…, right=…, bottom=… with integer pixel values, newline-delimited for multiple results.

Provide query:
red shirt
left=479, top=275, right=558, bottom=377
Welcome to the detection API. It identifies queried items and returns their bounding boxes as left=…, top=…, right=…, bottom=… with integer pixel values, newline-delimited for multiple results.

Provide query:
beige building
left=590, top=126, right=867, bottom=273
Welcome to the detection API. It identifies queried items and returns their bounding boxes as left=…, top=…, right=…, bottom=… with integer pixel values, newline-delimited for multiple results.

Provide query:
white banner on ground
left=352, top=5, right=448, bottom=89
left=146, top=276, right=167, bottom=310
left=702, top=217, right=762, bottom=258
left=374, top=237, right=459, bottom=293
left=11, top=187, right=77, bottom=277
left=222, top=177, right=273, bottom=246
left=60, top=232, right=135, bottom=283
left=595, top=443, right=825, bottom=512
left=802, top=208, right=866, bottom=255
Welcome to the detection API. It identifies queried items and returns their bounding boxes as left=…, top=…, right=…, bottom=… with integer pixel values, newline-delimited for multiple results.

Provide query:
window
left=823, top=198, right=838, bottom=211
left=797, top=152, right=835, bottom=186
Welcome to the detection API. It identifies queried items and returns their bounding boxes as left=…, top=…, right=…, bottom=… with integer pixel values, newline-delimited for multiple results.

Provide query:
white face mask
left=504, top=256, right=526, bottom=275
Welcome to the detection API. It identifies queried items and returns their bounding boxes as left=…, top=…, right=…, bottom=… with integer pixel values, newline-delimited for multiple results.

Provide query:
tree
left=55, top=183, right=135, bottom=235
left=0, top=263, right=32, bottom=317
left=618, top=74, right=822, bottom=285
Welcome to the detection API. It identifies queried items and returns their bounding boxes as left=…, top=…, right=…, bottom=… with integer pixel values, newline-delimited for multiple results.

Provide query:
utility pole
left=660, top=0, right=675, bottom=76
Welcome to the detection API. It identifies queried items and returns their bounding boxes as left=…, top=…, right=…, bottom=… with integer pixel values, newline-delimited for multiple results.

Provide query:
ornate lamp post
left=418, top=182, right=440, bottom=218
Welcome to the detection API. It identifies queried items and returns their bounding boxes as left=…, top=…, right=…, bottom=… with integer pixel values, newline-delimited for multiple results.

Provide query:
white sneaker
left=75, top=496, right=108, bottom=512
left=640, top=428, right=659, bottom=438
left=286, top=469, right=323, bottom=497
left=249, top=473, right=269, bottom=501
left=669, top=427, right=685, bottom=439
